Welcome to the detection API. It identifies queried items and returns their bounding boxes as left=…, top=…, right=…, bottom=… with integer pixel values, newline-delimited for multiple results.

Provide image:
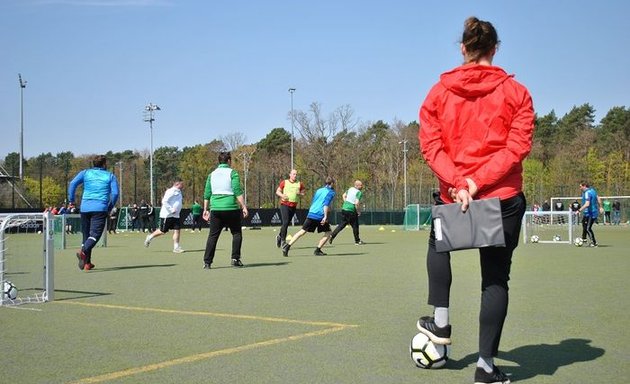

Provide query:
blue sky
left=1, top=0, right=628, bottom=159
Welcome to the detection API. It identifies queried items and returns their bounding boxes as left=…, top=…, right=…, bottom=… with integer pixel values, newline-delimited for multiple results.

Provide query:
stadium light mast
left=399, top=139, right=408, bottom=209
left=18, top=74, right=27, bottom=180
left=144, top=103, right=161, bottom=206
left=288, top=88, right=296, bottom=169
left=116, top=161, right=123, bottom=208
left=239, top=152, right=252, bottom=206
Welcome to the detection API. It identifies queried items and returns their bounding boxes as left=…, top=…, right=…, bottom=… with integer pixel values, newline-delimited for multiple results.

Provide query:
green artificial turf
left=2, top=224, right=628, bottom=383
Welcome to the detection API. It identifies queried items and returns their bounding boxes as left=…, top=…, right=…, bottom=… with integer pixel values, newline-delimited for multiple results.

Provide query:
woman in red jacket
left=417, top=17, right=534, bottom=384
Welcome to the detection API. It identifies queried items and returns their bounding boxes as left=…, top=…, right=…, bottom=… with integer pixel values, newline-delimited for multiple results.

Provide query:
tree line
left=1, top=102, right=629, bottom=211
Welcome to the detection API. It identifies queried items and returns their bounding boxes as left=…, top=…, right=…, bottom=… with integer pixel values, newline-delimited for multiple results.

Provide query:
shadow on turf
left=88, top=264, right=177, bottom=272
left=54, top=289, right=112, bottom=300
left=448, top=338, right=604, bottom=380
left=211, top=261, right=290, bottom=269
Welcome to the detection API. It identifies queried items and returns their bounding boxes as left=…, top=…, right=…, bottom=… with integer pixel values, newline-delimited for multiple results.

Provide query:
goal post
left=522, top=210, right=573, bottom=245
left=404, top=204, right=432, bottom=231
left=1, top=212, right=54, bottom=306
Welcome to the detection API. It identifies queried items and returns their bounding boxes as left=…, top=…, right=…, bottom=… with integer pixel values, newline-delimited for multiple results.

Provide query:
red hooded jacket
left=419, top=64, right=534, bottom=203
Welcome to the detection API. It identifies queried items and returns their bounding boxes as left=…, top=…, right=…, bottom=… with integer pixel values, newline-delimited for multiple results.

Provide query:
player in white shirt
left=144, top=178, right=186, bottom=253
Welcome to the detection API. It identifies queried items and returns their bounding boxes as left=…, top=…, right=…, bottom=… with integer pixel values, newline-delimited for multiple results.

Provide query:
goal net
left=403, top=204, right=432, bottom=231
left=550, top=195, right=630, bottom=225
left=522, top=210, right=574, bottom=244
left=52, top=214, right=107, bottom=250
left=1, top=212, right=54, bottom=306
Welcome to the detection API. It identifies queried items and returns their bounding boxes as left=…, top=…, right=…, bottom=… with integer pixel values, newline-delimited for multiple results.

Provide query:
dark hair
left=325, top=176, right=335, bottom=186
left=462, top=17, right=499, bottom=63
left=92, top=155, right=107, bottom=168
left=218, top=151, right=231, bottom=164
left=580, top=180, right=590, bottom=187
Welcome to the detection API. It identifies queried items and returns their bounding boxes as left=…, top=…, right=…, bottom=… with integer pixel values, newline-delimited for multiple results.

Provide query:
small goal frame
left=522, top=210, right=574, bottom=245
left=0, top=212, right=54, bottom=306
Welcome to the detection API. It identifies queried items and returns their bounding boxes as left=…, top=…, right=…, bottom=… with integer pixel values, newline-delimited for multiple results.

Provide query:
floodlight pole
left=240, top=152, right=251, bottom=206
left=288, top=88, right=296, bottom=169
left=144, top=103, right=161, bottom=206
left=18, top=74, right=27, bottom=180
left=399, top=139, right=408, bottom=208
left=116, top=161, right=123, bottom=207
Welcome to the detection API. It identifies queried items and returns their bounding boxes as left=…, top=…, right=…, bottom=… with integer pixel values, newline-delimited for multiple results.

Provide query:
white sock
left=477, top=356, right=494, bottom=373
left=174, top=242, right=180, bottom=249
left=434, top=307, right=449, bottom=328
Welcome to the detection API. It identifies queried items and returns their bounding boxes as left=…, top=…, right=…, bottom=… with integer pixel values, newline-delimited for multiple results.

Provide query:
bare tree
left=220, top=132, right=247, bottom=152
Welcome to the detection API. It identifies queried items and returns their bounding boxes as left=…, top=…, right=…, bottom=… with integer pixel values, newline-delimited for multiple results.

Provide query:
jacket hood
left=440, top=64, right=513, bottom=98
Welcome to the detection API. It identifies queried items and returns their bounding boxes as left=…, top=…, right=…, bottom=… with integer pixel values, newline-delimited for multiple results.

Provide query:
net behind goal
left=522, top=210, right=574, bottom=244
left=403, top=204, right=432, bottom=231
left=52, top=214, right=107, bottom=250
left=1, top=212, right=54, bottom=306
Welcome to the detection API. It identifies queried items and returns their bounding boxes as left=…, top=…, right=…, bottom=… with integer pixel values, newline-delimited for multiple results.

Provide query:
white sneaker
left=173, top=247, right=185, bottom=253
left=144, top=235, right=151, bottom=247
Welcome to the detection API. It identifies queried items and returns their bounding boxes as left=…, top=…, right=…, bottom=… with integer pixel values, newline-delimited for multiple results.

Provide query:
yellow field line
left=67, top=326, right=349, bottom=384
left=59, top=300, right=356, bottom=328
left=59, top=301, right=358, bottom=384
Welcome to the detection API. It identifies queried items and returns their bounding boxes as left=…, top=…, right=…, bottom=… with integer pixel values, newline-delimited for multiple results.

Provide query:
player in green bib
left=329, top=180, right=364, bottom=245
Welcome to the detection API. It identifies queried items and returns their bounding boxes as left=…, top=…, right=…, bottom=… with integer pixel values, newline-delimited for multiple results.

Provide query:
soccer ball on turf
left=553, top=235, right=561, bottom=242
left=574, top=237, right=584, bottom=247
left=3, top=280, right=18, bottom=300
left=530, top=235, right=540, bottom=243
left=410, top=332, right=450, bottom=369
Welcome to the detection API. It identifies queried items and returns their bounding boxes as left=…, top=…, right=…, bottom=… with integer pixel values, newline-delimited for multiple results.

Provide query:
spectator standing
left=602, top=199, right=612, bottom=225
left=570, top=199, right=581, bottom=226
left=612, top=200, right=621, bottom=225
left=108, top=206, right=118, bottom=234
left=191, top=200, right=203, bottom=232
left=130, top=203, right=139, bottom=232
left=139, top=200, right=149, bottom=232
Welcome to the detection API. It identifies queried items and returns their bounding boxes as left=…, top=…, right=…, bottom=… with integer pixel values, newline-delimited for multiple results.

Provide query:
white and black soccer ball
left=574, top=237, right=584, bottom=247
left=3, top=280, right=18, bottom=300
left=410, top=332, right=450, bottom=369
left=553, top=235, right=561, bottom=242
left=530, top=235, right=540, bottom=243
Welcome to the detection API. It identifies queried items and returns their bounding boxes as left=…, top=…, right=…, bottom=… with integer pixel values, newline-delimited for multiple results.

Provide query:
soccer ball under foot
left=410, top=332, right=450, bottom=369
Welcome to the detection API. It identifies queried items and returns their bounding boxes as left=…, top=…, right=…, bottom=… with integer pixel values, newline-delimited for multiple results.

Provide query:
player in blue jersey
left=577, top=180, right=603, bottom=247
left=282, top=176, right=335, bottom=257
left=68, top=155, right=119, bottom=271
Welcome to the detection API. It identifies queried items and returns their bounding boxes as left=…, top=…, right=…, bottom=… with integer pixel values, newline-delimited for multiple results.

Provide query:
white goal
left=522, top=210, right=574, bottom=245
left=1, top=212, right=54, bottom=306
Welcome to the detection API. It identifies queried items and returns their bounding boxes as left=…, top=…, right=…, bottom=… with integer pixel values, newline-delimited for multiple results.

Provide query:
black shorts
left=159, top=217, right=181, bottom=233
left=302, top=218, right=331, bottom=233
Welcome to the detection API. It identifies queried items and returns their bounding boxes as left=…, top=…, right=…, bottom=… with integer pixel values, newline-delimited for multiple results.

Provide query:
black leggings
left=331, top=210, right=360, bottom=242
left=279, top=204, right=298, bottom=241
left=203, top=210, right=243, bottom=265
left=425, top=192, right=526, bottom=357
left=581, top=216, right=597, bottom=245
